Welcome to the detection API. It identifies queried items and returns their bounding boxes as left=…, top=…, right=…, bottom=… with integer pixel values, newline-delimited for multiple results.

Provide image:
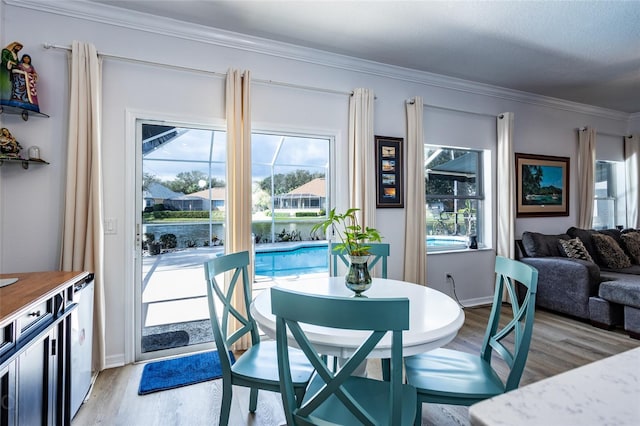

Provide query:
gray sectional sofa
left=517, top=227, right=640, bottom=338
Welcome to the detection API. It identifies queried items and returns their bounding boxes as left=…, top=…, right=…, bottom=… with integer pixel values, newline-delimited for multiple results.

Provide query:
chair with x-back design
left=204, top=251, right=313, bottom=425
left=272, top=286, right=417, bottom=425
left=330, top=242, right=390, bottom=278
left=404, top=256, right=539, bottom=425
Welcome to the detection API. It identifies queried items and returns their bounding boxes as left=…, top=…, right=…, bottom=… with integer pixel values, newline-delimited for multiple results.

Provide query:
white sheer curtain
left=578, top=127, right=596, bottom=229
left=60, top=41, right=105, bottom=372
left=403, top=98, right=426, bottom=285
left=625, top=134, right=640, bottom=228
left=497, top=113, right=515, bottom=259
left=225, top=69, right=252, bottom=350
left=348, top=88, right=376, bottom=229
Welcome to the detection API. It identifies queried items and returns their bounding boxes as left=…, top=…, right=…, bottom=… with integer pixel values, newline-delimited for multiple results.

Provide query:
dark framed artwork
left=515, top=153, right=569, bottom=217
left=375, top=135, right=404, bottom=208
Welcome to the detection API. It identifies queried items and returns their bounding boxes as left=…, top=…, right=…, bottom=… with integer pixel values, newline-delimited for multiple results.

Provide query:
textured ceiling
left=92, top=0, right=640, bottom=113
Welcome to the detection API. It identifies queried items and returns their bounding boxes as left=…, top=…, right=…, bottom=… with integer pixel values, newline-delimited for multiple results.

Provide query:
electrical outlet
left=446, top=273, right=453, bottom=280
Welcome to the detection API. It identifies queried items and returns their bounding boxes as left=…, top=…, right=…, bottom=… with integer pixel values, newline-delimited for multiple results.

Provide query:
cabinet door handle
left=27, top=310, right=41, bottom=317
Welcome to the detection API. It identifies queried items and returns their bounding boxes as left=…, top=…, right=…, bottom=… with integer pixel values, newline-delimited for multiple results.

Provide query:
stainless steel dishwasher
left=70, top=274, right=94, bottom=419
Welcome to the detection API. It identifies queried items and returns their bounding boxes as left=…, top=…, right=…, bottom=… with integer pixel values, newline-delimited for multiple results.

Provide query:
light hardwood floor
left=72, top=306, right=640, bottom=426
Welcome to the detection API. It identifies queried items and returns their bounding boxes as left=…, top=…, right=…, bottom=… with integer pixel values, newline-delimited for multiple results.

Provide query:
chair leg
left=321, top=354, right=338, bottom=372
left=249, top=387, right=259, bottom=413
left=414, top=401, right=423, bottom=426
left=220, top=382, right=232, bottom=426
left=381, top=358, right=390, bottom=381
left=294, top=385, right=306, bottom=408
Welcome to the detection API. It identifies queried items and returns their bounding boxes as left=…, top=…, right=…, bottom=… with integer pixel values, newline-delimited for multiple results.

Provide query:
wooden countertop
left=0, top=271, right=88, bottom=325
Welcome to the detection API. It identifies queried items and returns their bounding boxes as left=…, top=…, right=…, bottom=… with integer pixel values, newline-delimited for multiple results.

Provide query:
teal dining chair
left=404, top=256, right=538, bottom=426
left=271, top=286, right=417, bottom=425
left=331, top=241, right=391, bottom=377
left=204, top=251, right=314, bottom=425
left=330, top=241, right=390, bottom=278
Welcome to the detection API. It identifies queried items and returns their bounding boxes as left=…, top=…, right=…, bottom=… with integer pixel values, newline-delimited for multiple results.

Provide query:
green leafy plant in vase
left=312, top=208, right=382, bottom=295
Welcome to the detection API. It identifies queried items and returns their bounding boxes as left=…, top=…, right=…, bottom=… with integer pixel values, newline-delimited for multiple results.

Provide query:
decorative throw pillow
left=559, top=238, right=594, bottom=262
left=521, top=232, right=569, bottom=257
left=591, top=233, right=632, bottom=269
left=621, top=232, right=640, bottom=264
left=566, top=227, right=599, bottom=262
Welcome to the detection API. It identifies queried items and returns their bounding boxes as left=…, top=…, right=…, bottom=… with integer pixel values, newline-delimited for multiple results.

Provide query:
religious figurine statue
left=10, top=53, right=39, bottom=112
left=0, top=127, right=22, bottom=158
left=1, top=41, right=40, bottom=112
left=1, top=41, right=23, bottom=103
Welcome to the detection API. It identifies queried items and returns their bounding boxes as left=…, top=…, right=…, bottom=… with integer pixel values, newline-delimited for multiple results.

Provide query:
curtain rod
left=406, top=99, right=498, bottom=119
left=43, top=43, right=353, bottom=97
left=578, top=127, right=631, bottom=138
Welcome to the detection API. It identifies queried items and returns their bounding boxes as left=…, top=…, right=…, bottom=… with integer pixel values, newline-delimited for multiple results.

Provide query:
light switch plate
left=104, top=218, right=117, bottom=234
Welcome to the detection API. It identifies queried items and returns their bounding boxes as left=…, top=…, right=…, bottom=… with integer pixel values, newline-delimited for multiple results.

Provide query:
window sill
left=427, top=246, right=492, bottom=255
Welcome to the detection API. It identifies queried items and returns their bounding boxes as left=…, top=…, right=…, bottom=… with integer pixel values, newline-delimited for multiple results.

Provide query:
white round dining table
left=250, top=276, right=465, bottom=359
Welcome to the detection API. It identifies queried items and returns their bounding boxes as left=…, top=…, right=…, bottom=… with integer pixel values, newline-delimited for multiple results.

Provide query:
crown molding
left=6, top=0, right=631, bottom=122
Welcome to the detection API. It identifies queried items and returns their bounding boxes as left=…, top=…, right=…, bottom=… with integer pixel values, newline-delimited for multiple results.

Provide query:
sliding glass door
left=136, top=122, right=226, bottom=361
left=135, top=120, right=332, bottom=361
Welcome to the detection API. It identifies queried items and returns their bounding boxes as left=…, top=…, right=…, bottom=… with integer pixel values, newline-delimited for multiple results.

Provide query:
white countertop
left=469, top=346, right=640, bottom=426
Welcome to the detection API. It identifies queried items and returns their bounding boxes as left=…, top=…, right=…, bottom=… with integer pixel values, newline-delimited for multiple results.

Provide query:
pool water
left=255, top=245, right=329, bottom=277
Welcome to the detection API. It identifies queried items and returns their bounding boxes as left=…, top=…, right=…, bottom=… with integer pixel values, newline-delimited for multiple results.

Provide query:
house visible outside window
left=142, top=125, right=330, bottom=248
left=593, top=160, right=624, bottom=230
left=425, top=146, right=484, bottom=250
left=251, top=133, right=330, bottom=244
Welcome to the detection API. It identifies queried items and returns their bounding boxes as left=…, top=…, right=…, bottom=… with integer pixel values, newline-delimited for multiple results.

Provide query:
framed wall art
left=375, top=135, right=404, bottom=208
left=515, top=153, right=569, bottom=217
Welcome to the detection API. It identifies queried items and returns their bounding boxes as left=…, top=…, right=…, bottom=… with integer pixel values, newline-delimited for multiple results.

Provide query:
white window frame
left=424, top=145, right=485, bottom=252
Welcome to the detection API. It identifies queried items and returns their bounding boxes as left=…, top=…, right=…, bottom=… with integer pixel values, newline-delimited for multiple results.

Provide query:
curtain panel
left=497, top=113, right=515, bottom=259
left=403, top=97, right=426, bottom=285
left=348, top=88, right=376, bottom=230
left=578, top=127, right=596, bottom=229
left=60, top=41, right=106, bottom=372
left=225, top=69, right=253, bottom=350
left=625, top=134, right=640, bottom=228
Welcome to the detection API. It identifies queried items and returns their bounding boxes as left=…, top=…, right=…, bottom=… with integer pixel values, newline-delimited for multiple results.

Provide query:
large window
left=593, top=160, right=624, bottom=230
left=425, top=146, right=483, bottom=250
left=138, top=123, right=331, bottom=360
left=251, top=133, right=330, bottom=245
left=141, top=126, right=330, bottom=250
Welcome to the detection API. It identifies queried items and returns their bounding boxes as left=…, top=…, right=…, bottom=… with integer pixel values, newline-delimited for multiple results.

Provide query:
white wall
left=0, top=1, right=634, bottom=367
left=631, top=115, right=640, bottom=133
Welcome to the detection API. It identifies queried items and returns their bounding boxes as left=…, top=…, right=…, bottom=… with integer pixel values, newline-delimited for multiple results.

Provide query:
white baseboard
left=460, top=296, right=494, bottom=307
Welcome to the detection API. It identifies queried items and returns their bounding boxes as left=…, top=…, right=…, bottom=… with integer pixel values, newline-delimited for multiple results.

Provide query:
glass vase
left=345, top=255, right=372, bottom=296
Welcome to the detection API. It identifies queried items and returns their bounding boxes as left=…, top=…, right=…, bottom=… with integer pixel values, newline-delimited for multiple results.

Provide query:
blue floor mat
left=138, top=350, right=234, bottom=395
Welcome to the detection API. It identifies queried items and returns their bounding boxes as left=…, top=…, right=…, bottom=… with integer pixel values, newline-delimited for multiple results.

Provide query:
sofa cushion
left=559, top=237, right=594, bottom=262
left=566, top=227, right=600, bottom=261
left=598, top=228, right=623, bottom=242
left=621, top=232, right=640, bottom=264
left=622, top=228, right=640, bottom=235
left=600, top=266, right=640, bottom=279
left=521, top=232, right=569, bottom=257
left=592, top=233, right=632, bottom=269
left=599, top=280, right=640, bottom=309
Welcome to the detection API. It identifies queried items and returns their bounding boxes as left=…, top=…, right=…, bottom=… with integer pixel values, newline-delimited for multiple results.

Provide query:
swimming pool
left=255, top=244, right=329, bottom=277
left=427, top=236, right=469, bottom=247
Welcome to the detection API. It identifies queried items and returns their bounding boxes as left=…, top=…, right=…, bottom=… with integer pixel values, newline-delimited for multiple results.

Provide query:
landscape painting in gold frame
left=516, top=153, right=569, bottom=217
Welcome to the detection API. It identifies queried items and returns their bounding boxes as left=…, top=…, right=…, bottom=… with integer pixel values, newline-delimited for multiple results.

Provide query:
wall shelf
left=0, top=105, right=49, bottom=121
left=0, top=158, right=49, bottom=169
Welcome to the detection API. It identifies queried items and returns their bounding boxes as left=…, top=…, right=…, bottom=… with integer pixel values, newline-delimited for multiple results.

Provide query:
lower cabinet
left=16, top=327, right=58, bottom=426
left=1, top=362, right=16, bottom=426
left=1, top=326, right=60, bottom=426
left=0, top=271, right=86, bottom=426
